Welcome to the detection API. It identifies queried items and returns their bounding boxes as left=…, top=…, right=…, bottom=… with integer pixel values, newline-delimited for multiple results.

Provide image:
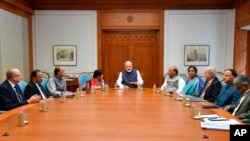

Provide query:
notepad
left=201, top=118, right=240, bottom=130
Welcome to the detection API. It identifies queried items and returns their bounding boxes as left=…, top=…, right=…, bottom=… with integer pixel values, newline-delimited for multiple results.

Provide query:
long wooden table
left=0, top=88, right=243, bottom=141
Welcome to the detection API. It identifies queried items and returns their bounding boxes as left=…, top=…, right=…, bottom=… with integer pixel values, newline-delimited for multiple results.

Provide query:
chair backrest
left=42, top=72, right=50, bottom=79
left=78, top=72, right=92, bottom=86
left=217, top=71, right=224, bottom=81
left=88, top=72, right=94, bottom=77
left=179, top=73, right=187, bottom=82
left=40, top=78, right=49, bottom=94
left=18, top=80, right=28, bottom=94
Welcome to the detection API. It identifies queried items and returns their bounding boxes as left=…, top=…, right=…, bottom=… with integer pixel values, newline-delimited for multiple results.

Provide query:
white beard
left=126, top=69, right=132, bottom=73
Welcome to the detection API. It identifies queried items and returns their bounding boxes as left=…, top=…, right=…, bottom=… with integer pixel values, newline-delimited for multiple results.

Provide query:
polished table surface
left=0, top=88, right=243, bottom=141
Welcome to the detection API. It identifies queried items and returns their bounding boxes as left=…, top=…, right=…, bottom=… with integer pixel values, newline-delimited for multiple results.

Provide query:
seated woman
left=181, top=66, right=204, bottom=96
left=89, top=69, right=104, bottom=89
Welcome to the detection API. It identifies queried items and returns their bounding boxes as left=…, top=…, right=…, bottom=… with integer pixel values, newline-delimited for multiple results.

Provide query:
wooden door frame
left=97, top=10, right=164, bottom=86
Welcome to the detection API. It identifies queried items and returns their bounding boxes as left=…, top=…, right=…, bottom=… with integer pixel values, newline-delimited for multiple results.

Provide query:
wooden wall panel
left=246, top=32, right=250, bottom=76
left=235, top=0, right=250, bottom=27
left=101, top=12, right=160, bottom=28
left=234, top=0, right=250, bottom=77
left=30, top=0, right=246, bottom=10
left=98, top=10, right=164, bottom=87
left=234, top=28, right=247, bottom=74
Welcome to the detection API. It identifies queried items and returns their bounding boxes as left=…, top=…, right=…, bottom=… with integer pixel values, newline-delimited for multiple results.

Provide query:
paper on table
left=199, top=114, right=219, bottom=118
left=201, top=118, right=241, bottom=130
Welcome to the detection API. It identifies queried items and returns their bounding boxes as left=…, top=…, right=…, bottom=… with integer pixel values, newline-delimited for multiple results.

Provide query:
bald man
left=47, top=66, right=67, bottom=97
left=197, top=66, right=222, bottom=102
left=116, top=61, right=143, bottom=89
left=160, top=66, right=185, bottom=93
left=0, top=68, right=41, bottom=111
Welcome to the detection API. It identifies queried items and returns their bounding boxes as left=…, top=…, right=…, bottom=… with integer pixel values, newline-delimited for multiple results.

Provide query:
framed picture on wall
left=184, top=45, right=210, bottom=66
left=53, top=45, right=77, bottom=66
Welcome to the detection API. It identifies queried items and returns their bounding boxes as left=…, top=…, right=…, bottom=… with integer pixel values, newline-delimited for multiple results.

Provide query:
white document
left=199, top=114, right=219, bottom=118
left=200, top=118, right=241, bottom=130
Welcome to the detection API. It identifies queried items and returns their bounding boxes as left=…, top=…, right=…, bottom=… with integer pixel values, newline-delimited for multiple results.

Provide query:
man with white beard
left=116, top=61, right=143, bottom=89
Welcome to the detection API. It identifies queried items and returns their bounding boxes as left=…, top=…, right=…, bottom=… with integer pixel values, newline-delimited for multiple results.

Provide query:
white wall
left=0, top=9, right=29, bottom=81
left=164, top=10, right=235, bottom=75
left=33, top=10, right=235, bottom=77
left=33, top=10, right=97, bottom=77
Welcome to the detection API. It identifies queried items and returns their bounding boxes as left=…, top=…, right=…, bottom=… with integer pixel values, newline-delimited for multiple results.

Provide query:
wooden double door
left=102, top=30, right=160, bottom=88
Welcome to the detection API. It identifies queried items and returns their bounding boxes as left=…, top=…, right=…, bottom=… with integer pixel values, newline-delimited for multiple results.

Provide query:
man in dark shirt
left=214, top=69, right=242, bottom=108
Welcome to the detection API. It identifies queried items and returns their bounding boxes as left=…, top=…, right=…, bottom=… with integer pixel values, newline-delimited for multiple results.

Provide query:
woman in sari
left=181, top=66, right=204, bottom=96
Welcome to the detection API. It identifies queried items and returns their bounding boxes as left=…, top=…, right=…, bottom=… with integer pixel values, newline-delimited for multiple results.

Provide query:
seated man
left=214, top=69, right=242, bottom=108
left=47, top=66, right=67, bottom=97
left=116, top=60, right=143, bottom=89
left=0, top=68, right=41, bottom=111
left=198, top=66, right=222, bottom=102
left=224, top=74, right=250, bottom=119
left=160, top=66, right=185, bottom=93
left=24, top=70, right=48, bottom=99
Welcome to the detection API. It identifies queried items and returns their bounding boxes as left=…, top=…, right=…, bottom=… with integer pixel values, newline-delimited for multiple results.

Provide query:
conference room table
left=0, top=88, right=243, bottom=141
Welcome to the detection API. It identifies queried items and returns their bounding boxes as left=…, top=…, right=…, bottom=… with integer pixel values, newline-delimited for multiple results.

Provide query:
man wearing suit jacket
left=225, top=75, right=250, bottom=119
left=24, top=70, right=48, bottom=99
left=198, top=67, right=222, bottom=102
left=0, top=68, right=41, bottom=111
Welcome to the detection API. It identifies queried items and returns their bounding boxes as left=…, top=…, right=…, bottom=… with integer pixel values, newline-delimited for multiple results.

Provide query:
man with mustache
left=116, top=61, right=143, bottom=89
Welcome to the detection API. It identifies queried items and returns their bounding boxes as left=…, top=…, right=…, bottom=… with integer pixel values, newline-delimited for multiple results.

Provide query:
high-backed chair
left=217, top=71, right=224, bottom=81
left=40, top=78, right=49, bottom=95
left=88, top=72, right=94, bottom=77
left=42, top=71, right=50, bottom=79
left=78, top=72, right=92, bottom=86
left=179, top=73, right=187, bottom=82
left=18, top=80, right=28, bottom=94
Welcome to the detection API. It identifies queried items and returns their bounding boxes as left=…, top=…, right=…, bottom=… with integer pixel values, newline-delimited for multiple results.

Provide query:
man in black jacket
left=0, top=68, right=40, bottom=111
left=24, top=69, right=48, bottom=99
left=198, top=66, right=222, bottom=102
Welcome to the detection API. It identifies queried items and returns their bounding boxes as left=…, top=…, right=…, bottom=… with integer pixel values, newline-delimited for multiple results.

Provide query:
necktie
left=14, top=85, right=23, bottom=102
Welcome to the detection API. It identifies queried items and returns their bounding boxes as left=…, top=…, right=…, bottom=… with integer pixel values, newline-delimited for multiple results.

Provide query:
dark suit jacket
left=24, top=81, right=48, bottom=99
left=0, top=80, right=28, bottom=111
left=200, top=77, right=222, bottom=102
left=229, top=90, right=250, bottom=119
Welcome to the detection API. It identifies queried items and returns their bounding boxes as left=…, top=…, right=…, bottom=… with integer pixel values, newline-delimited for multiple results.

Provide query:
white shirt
left=116, top=70, right=143, bottom=89
left=200, top=78, right=214, bottom=99
left=35, top=82, right=46, bottom=99
left=232, top=89, right=250, bottom=115
left=160, top=75, right=186, bottom=93
left=8, top=80, right=21, bottom=102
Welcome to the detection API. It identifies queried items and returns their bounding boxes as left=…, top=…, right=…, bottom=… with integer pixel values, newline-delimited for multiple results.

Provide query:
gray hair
left=206, top=66, right=217, bottom=77
left=6, top=69, right=17, bottom=79
left=234, top=74, right=250, bottom=85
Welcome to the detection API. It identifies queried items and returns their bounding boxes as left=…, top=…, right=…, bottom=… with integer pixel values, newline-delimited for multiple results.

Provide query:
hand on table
left=28, top=94, right=41, bottom=104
